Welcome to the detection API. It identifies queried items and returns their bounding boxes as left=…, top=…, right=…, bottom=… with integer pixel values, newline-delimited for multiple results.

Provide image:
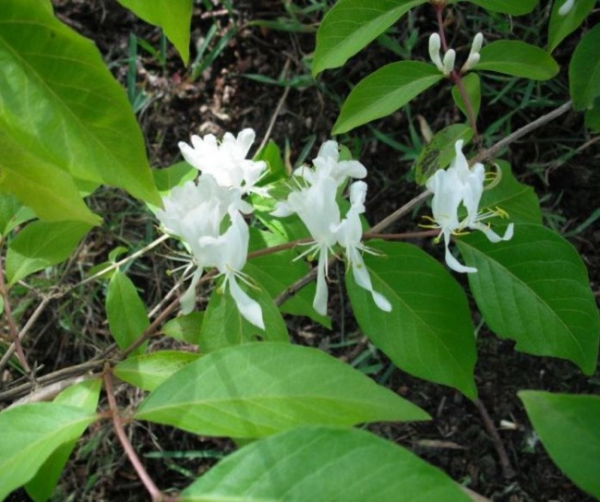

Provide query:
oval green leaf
left=135, top=342, right=430, bottom=438
left=0, top=403, right=96, bottom=501
left=180, top=426, right=470, bottom=502
left=114, top=350, right=200, bottom=391
left=312, top=0, right=427, bottom=76
left=25, top=379, right=101, bottom=502
left=162, top=312, right=203, bottom=344
left=199, top=279, right=289, bottom=353
left=456, top=224, right=600, bottom=374
left=519, top=391, right=600, bottom=499
left=462, top=0, right=538, bottom=15
left=569, top=23, right=600, bottom=111
left=475, top=40, right=559, bottom=80
left=115, top=0, right=193, bottom=64
left=414, top=124, right=474, bottom=185
left=6, top=220, right=92, bottom=285
left=548, top=0, right=596, bottom=52
left=346, top=241, right=477, bottom=399
left=333, top=61, right=443, bottom=134
left=106, top=270, right=149, bottom=355
left=0, top=0, right=160, bottom=206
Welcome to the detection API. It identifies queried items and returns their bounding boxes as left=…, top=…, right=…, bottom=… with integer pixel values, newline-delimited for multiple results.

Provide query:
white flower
left=559, top=0, right=575, bottom=15
left=156, top=174, right=263, bottom=327
left=425, top=140, right=514, bottom=273
left=197, top=211, right=264, bottom=329
left=294, top=140, right=367, bottom=187
left=332, top=181, right=392, bottom=312
left=273, top=175, right=340, bottom=316
left=178, top=128, right=267, bottom=193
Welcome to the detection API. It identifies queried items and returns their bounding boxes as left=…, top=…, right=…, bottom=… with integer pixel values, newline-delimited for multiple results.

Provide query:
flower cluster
left=424, top=140, right=514, bottom=273
left=156, top=129, right=266, bottom=329
left=273, top=141, right=392, bottom=315
left=156, top=130, right=391, bottom=329
left=429, top=32, right=483, bottom=75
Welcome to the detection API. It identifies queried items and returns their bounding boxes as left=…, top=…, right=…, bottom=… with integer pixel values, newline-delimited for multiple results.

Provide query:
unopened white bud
left=428, top=33, right=444, bottom=72
left=442, top=49, right=455, bottom=75
left=461, top=52, right=480, bottom=73
left=558, top=0, right=575, bottom=15
left=470, top=33, right=484, bottom=56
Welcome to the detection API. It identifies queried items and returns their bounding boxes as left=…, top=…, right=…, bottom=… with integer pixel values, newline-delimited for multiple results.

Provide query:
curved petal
left=444, top=236, right=477, bottom=274
left=350, top=250, right=392, bottom=312
left=228, top=275, right=265, bottom=330
left=313, top=247, right=330, bottom=316
left=472, top=222, right=514, bottom=243
left=180, top=268, right=204, bottom=314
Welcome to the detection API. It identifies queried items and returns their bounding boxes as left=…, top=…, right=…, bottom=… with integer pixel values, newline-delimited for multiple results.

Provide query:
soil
left=5, top=0, right=600, bottom=501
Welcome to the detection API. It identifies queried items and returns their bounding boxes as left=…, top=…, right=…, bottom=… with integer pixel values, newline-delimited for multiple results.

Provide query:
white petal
left=313, top=249, right=329, bottom=316
left=350, top=251, right=392, bottom=312
left=443, top=233, right=477, bottom=273
left=473, top=222, right=514, bottom=243
left=228, top=275, right=265, bottom=330
left=179, top=268, right=203, bottom=314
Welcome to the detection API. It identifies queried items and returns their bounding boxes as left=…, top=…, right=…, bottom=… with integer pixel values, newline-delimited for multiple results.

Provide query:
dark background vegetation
left=3, top=0, right=599, bottom=500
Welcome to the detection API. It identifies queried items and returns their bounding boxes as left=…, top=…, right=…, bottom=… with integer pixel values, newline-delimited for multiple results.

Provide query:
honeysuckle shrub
left=0, top=0, right=598, bottom=501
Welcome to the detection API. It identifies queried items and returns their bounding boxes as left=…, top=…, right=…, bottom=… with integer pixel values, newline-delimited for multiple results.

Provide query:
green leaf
left=198, top=281, right=289, bottom=353
left=6, top=220, right=92, bottom=285
left=106, top=270, right=149, bottom=355
left=347, top=241, right=477, bottom=399
left=475, top=40, right=559, bottom=80
left=480, top=161, right=542, bottom=224
left=451, top=73, right=481, bottom=122
left=414, top=124, right=473, bottom=185
left=585, top=100, right=600, bottom=132
left=0, top=0, right=160, bottom=206
left=519, top=391, right=600, bottom=499
left=25, top=379, right=101, bottom=502
left=135, top=342, right=429, bottom=438
left=456, top=224, right=600, bottom=374
left=569, top=23, right=600, bottom=111
left=0, top=132, right=100, bottom=224
left=548, top=0, right=596, bottom=52
left=312, top=0, right=427, bottom=76
left=114, top=351, right=200, bottom=391
left=180, top=426, right=470, bottom=502
left=462, top=0, right=538, bottom=15
left=116, top=0, right=193, bottom=64
left=0, top=192, right=35, bottom=236
left=254, top=139, right=288, bottom=185
left=0, top=403, right=96, bottom=501
left=162, top=312, right=203, bottom=344
left=333, top=62, right=443, bottom=134
left=153, top=162, right=196, bottom=195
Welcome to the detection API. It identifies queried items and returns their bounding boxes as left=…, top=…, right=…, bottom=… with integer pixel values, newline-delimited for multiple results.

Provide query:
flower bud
left=428, top=33, right=444, bottom=73
left=442, top=49, right=455, bottom=75
left=559, top=0, right=575, bottom=15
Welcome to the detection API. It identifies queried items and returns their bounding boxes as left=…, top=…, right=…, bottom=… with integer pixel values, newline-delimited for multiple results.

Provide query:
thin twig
left=103, top=368, right=164, bottom=502
left=0, top=295, right=53, bottom=374
left=0, top=252, right=30, bottom=373
left=474, top=398, right=516, bottom=480
left=470, top=101, right=573, bottom=166
left=257, top=59, right=292, bottom=154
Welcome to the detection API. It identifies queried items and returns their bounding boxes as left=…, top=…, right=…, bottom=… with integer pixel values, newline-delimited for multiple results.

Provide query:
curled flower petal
left=227, top=274, right=265, bottom=329
left=313, top=248, right=330, bottom=316
left=179, top=268, right=204, bottom=314
left=443, top=231, right=477, bottom=274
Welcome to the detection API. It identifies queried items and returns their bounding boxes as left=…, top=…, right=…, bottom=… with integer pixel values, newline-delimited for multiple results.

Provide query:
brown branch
left=0, top=252, right=30, bottom=373
left=474, top=398, right=516, bottom=480
left=103, top=368, right=166, bottom=502
left=470, top=101, right=573, bottom=166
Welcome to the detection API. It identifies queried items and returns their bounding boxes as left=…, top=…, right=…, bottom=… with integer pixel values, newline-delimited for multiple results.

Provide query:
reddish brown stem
left=103, top=368, right=165, bottom=502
